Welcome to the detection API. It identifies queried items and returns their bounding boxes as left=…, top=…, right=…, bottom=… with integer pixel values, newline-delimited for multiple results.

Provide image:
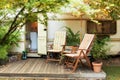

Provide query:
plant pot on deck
left=92, top=61, right=103, bottom=73
left=71, top=46, right=78, bottom=52
left=17, top=53, right=22, bottom=61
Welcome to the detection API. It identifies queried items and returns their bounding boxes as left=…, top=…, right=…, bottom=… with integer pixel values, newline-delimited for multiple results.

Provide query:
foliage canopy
left=66, top=0, right=120, bottom=20
left=0, top=0, right=69, bottom=59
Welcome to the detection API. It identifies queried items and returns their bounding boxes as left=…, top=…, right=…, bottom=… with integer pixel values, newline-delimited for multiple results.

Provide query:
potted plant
left=91, top=35, right=110, bottom=72
left=65, top=27, right=80, bottom=52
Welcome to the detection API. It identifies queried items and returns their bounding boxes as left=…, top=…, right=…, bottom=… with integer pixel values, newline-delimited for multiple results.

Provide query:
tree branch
left=0, top=6, right=25, bottom=45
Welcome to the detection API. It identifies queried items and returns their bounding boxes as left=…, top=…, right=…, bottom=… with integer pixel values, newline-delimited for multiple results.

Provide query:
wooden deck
left=0, top=58, right=106, bottom=79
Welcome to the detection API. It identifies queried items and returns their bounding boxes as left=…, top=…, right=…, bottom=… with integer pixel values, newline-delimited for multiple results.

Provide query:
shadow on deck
left=0, top=58, right=106, bottom=80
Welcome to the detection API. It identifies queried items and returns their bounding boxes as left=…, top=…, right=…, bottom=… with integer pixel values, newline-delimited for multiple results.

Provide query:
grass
left=103, top=65, right=120, bottom=80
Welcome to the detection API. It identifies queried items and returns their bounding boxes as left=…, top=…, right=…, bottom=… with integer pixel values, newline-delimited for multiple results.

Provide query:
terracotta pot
left=17, top=53, right=22, bottom=61
left=71, top=46, right=78, bottom=53
left=92, top=61, right=103, bottom=72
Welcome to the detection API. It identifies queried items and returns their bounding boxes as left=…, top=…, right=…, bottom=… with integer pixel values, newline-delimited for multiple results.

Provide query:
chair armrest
left=78, top=49, right=91, bottom=56
left=61, top=45, right=66, bottom=51
left=61, top=44, right=66, bottom=46
left=78, top=49, right=90, bottom=51
left=48, top=44, right=53, bottom=49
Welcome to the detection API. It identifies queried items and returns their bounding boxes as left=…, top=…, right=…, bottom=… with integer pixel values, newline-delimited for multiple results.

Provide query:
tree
left=0, top=0, right=69, bottom=60
left=86, top=0, right=120, bottom=20
left=0, top=0, right=69, bottom=45
left=67, top=0, right=120, bottom=20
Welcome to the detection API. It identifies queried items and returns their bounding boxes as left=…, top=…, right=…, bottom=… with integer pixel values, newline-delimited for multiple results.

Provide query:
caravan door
left=38, top=15, right=47, bottom=55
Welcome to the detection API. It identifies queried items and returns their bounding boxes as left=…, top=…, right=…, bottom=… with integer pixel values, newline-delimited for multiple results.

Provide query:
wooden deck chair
left=46, top=31, right=66, bottom=63
left=64, top=34, right=95, bottom=72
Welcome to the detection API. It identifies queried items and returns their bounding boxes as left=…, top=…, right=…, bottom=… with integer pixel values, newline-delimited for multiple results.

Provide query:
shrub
left=91, top=36, right=110, bottom=60
left=65, top=27, right=80, bottom=46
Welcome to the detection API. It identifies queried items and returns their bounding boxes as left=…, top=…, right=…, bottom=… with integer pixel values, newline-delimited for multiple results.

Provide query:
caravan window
left=87, top=20, right=116, bottom=34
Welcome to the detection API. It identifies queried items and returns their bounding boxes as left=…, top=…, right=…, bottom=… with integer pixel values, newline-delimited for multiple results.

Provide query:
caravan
left=12, top=13, right=120, bottom=57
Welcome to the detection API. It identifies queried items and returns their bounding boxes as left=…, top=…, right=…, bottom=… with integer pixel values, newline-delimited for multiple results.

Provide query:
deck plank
left=9, top=60, right=28, bottom=73
left=0, top=58, right=106, bottom=79
left=30, top=59, right=41, bottom=73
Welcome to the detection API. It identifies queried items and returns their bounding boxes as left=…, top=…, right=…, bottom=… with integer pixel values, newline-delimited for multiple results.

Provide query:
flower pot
left=71, top=46, right=78, bottom=53
left=92, top=61, right=103, bottom=72
left=17, top=53, right=22, bottom=61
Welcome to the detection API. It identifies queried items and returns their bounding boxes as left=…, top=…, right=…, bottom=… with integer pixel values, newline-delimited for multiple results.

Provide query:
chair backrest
left=53, top=31, right=66, bottom=51
left=77, top=34, right=95, bottom=55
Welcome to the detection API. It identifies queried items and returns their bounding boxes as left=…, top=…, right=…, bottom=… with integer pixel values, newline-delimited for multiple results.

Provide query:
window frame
left=86, top=20, right=116, bottom=35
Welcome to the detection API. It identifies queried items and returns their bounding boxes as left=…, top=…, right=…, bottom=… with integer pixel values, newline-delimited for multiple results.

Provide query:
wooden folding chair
left=64, top=34, right=95, bottom=72
left=46, top=31, right=66, bottom=63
